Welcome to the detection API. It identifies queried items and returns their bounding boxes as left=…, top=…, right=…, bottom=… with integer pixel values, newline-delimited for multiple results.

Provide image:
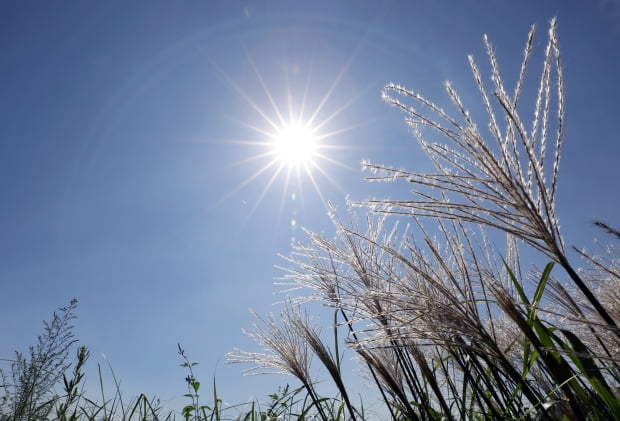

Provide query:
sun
left=215, top=52, right=361, bottom=225
left=272, top=123, right=318, bottom=168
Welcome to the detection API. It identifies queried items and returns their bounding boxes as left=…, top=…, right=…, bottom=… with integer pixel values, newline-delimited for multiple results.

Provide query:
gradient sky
left=1, top=0, right=619, bottom=413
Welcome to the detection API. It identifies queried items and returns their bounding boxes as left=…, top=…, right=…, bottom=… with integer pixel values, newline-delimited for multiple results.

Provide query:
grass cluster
left=231, top=18, right=620, bottom=420
left=2, top=18, right=618, bottom=420
left=0, top=305, right=342, bottom=420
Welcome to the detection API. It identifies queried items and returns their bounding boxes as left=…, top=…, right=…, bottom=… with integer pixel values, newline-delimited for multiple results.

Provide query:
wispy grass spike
left=377, top=19, right=617, bottom=333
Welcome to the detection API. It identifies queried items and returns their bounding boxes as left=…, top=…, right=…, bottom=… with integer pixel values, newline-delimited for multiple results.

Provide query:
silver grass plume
left=227, top=307, right=313, bottom=385
left=374, top=21, right=563, bottom=259
left=373, top=18, right=617, bottom=333
left=227, top=304, right=332, bottom=421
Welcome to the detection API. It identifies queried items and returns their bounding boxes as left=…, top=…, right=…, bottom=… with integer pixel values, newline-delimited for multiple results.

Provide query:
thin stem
left=557, top=254, right=620, bottom=339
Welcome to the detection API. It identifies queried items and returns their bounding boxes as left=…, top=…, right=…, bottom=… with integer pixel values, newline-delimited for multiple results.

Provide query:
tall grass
left=0, top=301, right=343, bottom=420
left=231, top=18, right=620, bottom=420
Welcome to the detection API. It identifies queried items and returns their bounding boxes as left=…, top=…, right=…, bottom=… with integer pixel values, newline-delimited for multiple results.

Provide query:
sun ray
left=315, top=121, right=375, bottom=142
left=244, top=50, right=288, bottom=128
left=231, top=163, right=286, bottom=241
left=227, top=118, right=282, bottom=137
left=302, top=163, right=329, bottom=208
left=277, top=167, right=294, bottom=224
left=285, top=59, right=294, bottom=124
left=299, top=53, right=316, bottom=124
left=216, top=139, right=270, bottom=146
left=309, top=159, right=347, bottom=196
left=215, top=157, right=280, bottom=206
left=210, top=61, right=281, bottom=132
left=305, top=40, right=365, bottom=128
left=298, top=47, right=317, bottom=125
left=313, top=152, right=356, bottom=172
left=215, top=43, right=372, bottom=228
left=245, top=162, right=286, bottom=221
left=310, top=81, right=374, bottom=133
left=226, top=150, right=276, bottom=167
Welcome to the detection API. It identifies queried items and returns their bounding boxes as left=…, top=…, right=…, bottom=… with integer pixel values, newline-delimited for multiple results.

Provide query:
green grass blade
left=559, top=329, right=620, bottom=417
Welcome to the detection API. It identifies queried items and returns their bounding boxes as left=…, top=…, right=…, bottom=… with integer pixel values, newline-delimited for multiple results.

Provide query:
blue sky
left=1, top=0, right=619, bottom=412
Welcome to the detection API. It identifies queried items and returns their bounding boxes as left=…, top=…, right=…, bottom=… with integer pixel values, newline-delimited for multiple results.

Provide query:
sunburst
left=216, top=51, right=361, bottom=229
left=272, top=123, right=318, bottom=169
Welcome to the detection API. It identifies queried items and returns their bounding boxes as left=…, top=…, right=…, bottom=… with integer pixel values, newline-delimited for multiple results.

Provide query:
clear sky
left=1, top=0, right=619, bottom=412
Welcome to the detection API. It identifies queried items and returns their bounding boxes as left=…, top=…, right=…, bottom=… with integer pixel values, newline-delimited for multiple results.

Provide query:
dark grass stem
left=557, top=254, right=620, bottom=339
